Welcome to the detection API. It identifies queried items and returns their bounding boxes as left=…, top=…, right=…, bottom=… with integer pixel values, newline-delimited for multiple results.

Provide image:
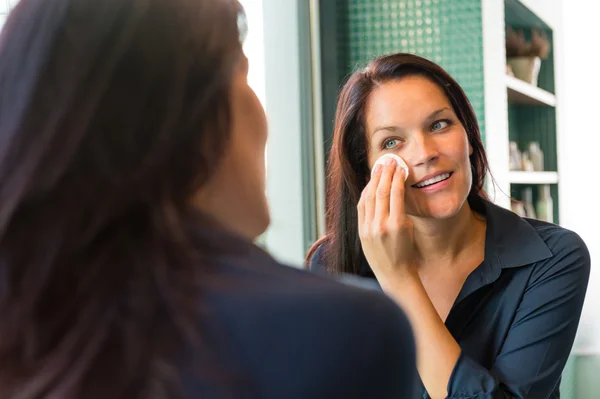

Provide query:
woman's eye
left=383, top=139, right=399, bottom=149
left=432, top=120, right=450, bottom=131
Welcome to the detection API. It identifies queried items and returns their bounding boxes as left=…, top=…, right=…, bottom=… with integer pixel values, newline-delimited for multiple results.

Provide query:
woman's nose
left=407, top=133, right=440, bottom=167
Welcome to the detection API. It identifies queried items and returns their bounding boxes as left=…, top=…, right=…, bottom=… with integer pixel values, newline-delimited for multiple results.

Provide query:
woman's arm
left=359, top=161, right=459, bottom=397
left=441, top=230, right=589, bottom=398
left=381, top=272, right=461, bottom=399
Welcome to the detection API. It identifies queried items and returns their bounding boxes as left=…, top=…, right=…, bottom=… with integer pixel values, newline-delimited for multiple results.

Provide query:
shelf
left=509, top=171, right=559, bottom=184
left=505, top=75, right=556, bottom=106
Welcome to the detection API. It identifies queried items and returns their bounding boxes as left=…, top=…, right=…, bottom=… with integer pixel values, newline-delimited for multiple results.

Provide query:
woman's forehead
left=365, top=78, right=452, bottom=130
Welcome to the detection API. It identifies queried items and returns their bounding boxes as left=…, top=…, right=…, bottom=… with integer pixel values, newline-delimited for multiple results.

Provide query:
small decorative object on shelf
left=521, top=187, right=537, bottom=219
left=509, top=141, right=544, bottom=171
left=509, top=141, right=522, bottom=171
left=527, top=142, right=544, bottom=171
left=505, top=27, right=551, bottom=86
left=512, top=185, right=554, bottom=223
left=521, top=153, right=534, bottom=171
left=536, top=185, right=554, bottom=223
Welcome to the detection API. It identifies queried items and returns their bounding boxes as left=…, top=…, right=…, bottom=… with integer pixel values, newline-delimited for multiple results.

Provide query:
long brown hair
left=0, top=0, right=247, bottom=397
left=307, top=53, right=490, bottom=275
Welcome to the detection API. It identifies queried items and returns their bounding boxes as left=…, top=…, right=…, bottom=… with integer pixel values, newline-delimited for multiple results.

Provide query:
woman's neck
left=410, top=201, right=486, bottom=268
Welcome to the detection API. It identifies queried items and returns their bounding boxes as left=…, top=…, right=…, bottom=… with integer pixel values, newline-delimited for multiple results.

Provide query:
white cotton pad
left=372, top=153, right=409, bottom=181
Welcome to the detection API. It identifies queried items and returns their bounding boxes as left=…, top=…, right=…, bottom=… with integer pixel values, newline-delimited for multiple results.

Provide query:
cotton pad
left=372, top=154, right=409, bottom=181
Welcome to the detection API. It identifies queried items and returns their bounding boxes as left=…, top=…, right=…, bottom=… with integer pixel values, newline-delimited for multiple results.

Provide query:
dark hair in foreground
left=0, top=0, right=246, bottom=397
left=307, top=53, right=490, bottom=275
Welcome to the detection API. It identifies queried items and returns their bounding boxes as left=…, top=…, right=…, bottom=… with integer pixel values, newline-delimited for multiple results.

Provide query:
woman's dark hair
left=0, top=0, right=247, bottom=397
left=307, top=53, right=490, bottom=275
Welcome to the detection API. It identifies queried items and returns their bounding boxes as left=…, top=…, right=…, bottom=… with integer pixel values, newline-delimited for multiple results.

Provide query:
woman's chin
left=409, top=197, right=466, bottom=220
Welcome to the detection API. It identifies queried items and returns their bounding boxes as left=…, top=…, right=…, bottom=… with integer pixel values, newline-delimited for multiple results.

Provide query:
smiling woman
left=308, top=53, right=489, bottom=277
left=307, top=53, right=590, bottom=399
left=365, top=76, right=475, bottom=218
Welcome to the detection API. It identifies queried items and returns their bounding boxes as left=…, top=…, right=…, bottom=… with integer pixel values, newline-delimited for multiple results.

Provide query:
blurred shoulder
left=306, top=235, right=329, bottom=273
left=222, top=244, right=411, bottom=347
left=212, top=245, right=417, bottom=397
left=263, top=256, right=417, bottom=397
left=273, top=255, right=414, bottom=347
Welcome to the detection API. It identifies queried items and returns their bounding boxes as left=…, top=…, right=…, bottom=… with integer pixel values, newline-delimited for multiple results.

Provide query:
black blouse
left=310, top=199, right=590, bottom=398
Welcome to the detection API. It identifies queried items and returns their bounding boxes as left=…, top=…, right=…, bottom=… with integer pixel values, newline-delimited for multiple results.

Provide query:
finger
left=390, top=164, right=406, bottom=221
left=374, top=160, right=396, bottom=220
left=365, top=163, right=382, bottom=223
left=357, top=192, right=365, bottom=235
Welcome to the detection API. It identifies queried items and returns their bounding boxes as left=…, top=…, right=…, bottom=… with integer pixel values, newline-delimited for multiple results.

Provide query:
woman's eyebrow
left=372, top=125, right=403, bottom=137
left=372, top=107, right=451, bottom=137
left=424, top=107, right=451, bottom=124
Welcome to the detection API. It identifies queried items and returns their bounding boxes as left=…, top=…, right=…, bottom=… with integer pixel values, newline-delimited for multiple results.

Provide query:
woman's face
left=195, top=54, right=269, bottom=240
left=364, top=76, right=473, bottom=219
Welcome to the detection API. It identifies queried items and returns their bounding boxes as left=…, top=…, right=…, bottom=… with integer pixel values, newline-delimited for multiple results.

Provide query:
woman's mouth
left=412, top=172, right=453, bottom=188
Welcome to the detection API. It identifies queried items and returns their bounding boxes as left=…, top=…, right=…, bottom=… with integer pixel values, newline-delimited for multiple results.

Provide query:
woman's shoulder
left=483, top=199, right=589, bottom=276
left=522, top=218, right=590, bottom=280
left=525, top=218, right=588, bottom=257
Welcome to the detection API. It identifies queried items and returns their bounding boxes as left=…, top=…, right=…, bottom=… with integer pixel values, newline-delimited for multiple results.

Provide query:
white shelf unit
left=508, top=171, right=559, bottom=185
left=483, top=0, right=560, bottom=224
left=505, top=75, right=557, bottom=106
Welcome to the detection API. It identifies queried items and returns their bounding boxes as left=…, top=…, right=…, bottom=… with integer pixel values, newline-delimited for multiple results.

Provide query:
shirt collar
left=358, top=198, right=554, bottom=283
left=454, top=198, right=553, bottom=304
left=481, top=198, right=553, bottom=269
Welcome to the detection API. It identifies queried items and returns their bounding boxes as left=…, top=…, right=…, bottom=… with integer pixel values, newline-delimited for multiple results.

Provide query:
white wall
left=555, top=0, right=600, bottom=353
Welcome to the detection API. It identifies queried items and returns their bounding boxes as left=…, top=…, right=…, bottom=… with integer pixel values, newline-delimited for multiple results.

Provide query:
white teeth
left=415, top=173, right=451, bottom=188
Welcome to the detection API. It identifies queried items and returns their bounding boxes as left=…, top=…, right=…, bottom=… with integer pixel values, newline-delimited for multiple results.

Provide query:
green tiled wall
left=334, top=0, right=486, bottom=139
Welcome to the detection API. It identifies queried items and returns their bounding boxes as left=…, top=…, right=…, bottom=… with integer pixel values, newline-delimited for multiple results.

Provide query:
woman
left=308, top=53, right=590, bottom=399
left=0, top=1, right=418, bottom=398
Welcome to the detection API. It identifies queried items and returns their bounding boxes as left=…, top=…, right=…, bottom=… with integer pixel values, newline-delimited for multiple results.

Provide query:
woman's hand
left=357, top=159, right=417, bottom=284
left=358, top=160, right=459, bottom=398
left=359, top=158, right=463, bottom=399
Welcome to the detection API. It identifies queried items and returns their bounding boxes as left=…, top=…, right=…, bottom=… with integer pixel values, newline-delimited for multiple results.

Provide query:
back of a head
left=0, top=0, right=244, bottom=397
